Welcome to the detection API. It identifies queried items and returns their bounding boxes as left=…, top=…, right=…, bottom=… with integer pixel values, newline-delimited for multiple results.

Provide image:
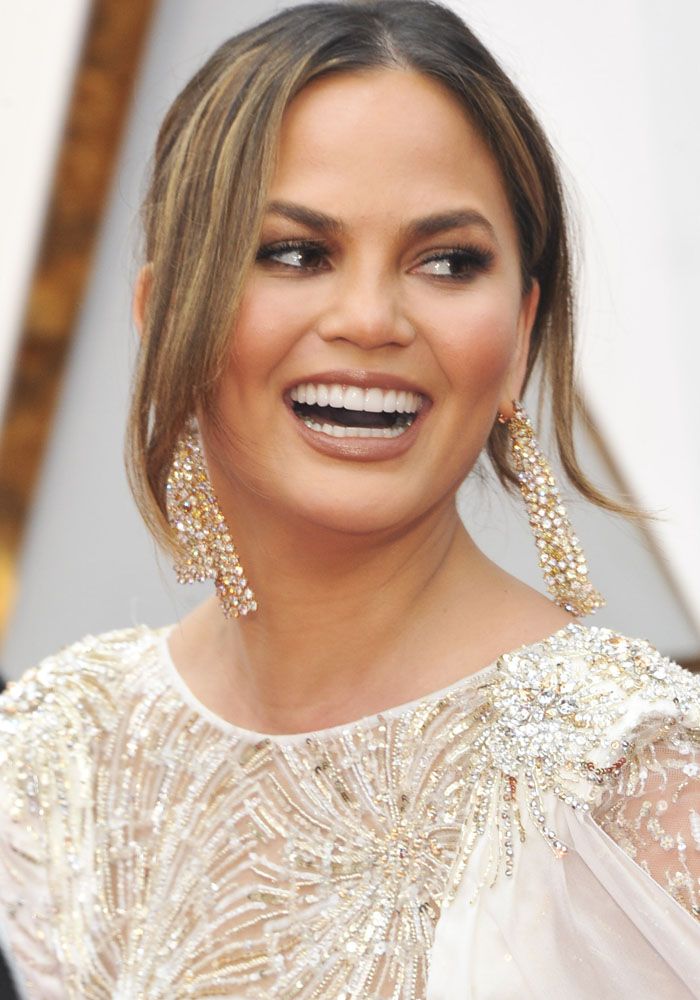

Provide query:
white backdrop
left=0, top=1, right=91, bottom=422
left=2, top=0, right=698, bottom=675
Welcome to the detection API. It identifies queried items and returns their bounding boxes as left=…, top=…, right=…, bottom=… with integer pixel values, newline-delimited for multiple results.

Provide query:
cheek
left=431, top=297, right=519, bottom=397
left=221, top=280, right=304, bottom=399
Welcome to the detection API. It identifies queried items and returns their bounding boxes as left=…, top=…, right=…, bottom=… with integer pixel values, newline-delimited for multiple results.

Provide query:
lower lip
left=285, top=401, right=431, bottom=461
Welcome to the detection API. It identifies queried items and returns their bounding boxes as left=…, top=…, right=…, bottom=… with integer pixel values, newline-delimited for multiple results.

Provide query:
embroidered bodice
left=0, top=621, right=698, bottom=999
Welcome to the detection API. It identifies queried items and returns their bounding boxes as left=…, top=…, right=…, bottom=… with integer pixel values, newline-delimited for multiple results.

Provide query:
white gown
left=0, top=620, right=698, bottom=998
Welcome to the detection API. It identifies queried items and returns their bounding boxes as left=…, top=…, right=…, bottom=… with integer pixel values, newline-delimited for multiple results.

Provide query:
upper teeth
left=289, top=383, right=423, bottom=414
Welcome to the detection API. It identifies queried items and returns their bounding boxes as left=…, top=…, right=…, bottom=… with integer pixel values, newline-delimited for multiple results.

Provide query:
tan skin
left=135, top=69, right=574, bottom=736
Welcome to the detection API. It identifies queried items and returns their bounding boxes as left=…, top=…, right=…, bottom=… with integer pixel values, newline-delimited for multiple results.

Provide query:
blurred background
left=0, top=0, right=698, bottom=679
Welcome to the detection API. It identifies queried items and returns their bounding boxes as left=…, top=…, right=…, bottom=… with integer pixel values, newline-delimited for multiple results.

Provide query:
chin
left=283, top=490, right=423, bottom=537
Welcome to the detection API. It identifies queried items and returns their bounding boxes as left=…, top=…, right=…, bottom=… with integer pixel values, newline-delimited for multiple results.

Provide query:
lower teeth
left=300, top=417, right=414, bottom=438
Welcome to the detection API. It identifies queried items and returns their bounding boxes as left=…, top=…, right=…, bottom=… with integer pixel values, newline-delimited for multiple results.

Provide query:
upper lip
left=283, top=370, right=431, bottom=399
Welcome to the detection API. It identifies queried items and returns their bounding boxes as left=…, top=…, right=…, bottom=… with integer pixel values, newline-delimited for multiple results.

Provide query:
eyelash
left=256, top=240, right=331, bottom=272
left=420, top=244, right=495, bottom=280
left=255, top=239, right=495, bottom=281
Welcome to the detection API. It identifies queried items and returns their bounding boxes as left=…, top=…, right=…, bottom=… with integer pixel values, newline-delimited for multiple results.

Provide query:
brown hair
left=128, top=0, right=649, bottom=555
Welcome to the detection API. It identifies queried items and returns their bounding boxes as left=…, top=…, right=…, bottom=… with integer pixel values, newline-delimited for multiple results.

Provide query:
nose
left=315, top=264, right=415, bottom=350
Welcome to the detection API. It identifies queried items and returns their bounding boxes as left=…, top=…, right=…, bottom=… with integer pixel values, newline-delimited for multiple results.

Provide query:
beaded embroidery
left=0, top=622, right=698, bottom=999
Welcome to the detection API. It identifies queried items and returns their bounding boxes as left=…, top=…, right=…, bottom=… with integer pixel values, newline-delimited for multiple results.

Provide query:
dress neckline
left=156, top=620, right=585, bottom=745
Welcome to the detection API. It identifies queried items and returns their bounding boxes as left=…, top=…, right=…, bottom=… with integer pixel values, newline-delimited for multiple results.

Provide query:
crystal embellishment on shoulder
left=440, top=622, right=700, bottom=902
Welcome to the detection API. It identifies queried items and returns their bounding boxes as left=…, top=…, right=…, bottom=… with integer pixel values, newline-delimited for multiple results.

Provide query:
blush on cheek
left=441, top=312, right=517, bottom=396
left=228, top=278, right=312, bottom=376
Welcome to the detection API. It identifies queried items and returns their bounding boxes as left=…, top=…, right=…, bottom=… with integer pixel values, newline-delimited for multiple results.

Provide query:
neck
left=173, top=495, right=516, bottom=735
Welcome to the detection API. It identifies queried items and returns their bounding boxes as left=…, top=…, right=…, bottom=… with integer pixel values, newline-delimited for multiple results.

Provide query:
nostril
left=315, top=304, right=415, bottom=348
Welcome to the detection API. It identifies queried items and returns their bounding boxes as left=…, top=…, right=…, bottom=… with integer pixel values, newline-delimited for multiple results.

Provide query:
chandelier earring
left=165, top=419, right=258, bottom=619
left=497, top=400, right=605, bottom=617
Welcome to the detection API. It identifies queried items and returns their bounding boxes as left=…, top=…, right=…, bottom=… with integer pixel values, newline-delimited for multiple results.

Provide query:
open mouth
left=289, top=382, right=425, bottom=438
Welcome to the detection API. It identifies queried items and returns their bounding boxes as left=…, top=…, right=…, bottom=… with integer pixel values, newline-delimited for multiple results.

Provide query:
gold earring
left=497, top=400, right=605, bottom=617
left=165, top=420, right=258, bottom=618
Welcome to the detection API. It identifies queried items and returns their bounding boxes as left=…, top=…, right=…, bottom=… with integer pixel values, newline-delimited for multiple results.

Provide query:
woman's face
left=207, top=68, right=539, bottom=536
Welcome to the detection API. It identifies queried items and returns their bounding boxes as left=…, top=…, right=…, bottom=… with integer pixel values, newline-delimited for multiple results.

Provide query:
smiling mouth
left=289, top=382, right=425, bottom=438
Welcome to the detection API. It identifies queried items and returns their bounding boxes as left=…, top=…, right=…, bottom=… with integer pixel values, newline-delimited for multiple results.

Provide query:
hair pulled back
left=128, top=0, right=644, bottom=554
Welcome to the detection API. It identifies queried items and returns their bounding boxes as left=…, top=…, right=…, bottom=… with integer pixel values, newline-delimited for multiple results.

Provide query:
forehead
left=269, top=68, right=515, bottom=240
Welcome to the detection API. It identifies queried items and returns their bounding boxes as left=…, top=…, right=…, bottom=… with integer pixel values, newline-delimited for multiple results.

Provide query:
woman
left=0, top=1, right=698, bottom=997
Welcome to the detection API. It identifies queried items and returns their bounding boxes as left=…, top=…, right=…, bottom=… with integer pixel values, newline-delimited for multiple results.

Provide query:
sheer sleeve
left=591, top=723, right=700, bottom=922
left=0, top=714, right=68, bottom=999
left=0, top=772, right=63, bottom=999
left=0, top=654, right=99, bottom=1000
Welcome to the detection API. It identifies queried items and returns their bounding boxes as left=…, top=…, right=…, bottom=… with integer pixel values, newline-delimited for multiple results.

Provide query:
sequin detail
left=0, top=622, right=697, bottom=998
left=592, top=729, right=700, bottom=918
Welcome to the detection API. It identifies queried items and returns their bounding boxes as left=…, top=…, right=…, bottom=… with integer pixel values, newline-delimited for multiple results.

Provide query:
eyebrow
left=265, top=200, right=498, bottom=242
left=406, top=209, right=497, bottom=242
left=267, top=200, right=343, bottom=236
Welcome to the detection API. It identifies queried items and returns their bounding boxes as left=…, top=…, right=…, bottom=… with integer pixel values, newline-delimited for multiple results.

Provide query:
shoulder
left=439, top=621, right=699, bottom=891
left=0, top=626, right=164, bottom=991
left=0, top=625, right=168, bottom=861
left=0, top=625, right=167, bottom=748
left=484, top=619, right=700, bottom=801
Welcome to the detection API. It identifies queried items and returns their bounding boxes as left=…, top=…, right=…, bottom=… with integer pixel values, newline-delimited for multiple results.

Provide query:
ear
left=132, top=263, right=153, bottom=337
left=499, top=278, right=540, bottom=418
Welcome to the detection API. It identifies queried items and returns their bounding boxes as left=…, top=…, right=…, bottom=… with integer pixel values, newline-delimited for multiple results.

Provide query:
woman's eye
left=256, top=241, right=330, bottom=271
left=417, top=245, right=495, bottom=280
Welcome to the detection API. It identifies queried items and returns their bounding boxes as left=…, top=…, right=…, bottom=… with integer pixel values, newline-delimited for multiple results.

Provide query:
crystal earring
left=497, top=400, right=605, bottom=617
left=165, top=420, right=258, bottom=618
